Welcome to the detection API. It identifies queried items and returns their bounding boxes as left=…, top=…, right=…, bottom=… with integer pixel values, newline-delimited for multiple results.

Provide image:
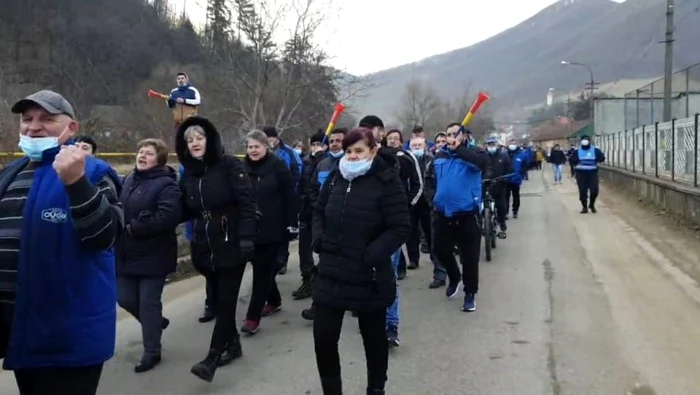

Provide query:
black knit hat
left=310, top=131, right=325, bottom=144
left=263, top=126, right=278, bottom=138
left=359, top=115, right=384, bottom=129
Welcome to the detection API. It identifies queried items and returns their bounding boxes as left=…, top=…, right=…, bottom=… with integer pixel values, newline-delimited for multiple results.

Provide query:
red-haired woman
left=311, top=127, right=410, bottom=395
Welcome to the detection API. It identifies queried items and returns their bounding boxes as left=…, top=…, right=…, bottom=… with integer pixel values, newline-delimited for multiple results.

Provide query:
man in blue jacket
left=263, top=126, right=302, bottom=275
left=425, top=122, right=488, bottom=313
left=0, top=90, right=123, bottom=394
left=300, top=128, right=346, bottom=320
left=506, top=138, right=529, bottom=219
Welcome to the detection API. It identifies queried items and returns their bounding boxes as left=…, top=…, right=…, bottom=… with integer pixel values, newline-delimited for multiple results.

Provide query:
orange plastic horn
left=324, top=103, right=346, bottom=137
left=148, top=89, right=168, bottom=100
left=461, top=91, right=490, bottom=127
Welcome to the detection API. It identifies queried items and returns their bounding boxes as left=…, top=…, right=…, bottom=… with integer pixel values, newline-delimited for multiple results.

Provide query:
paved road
left=1, top=170, right=700, bottom=394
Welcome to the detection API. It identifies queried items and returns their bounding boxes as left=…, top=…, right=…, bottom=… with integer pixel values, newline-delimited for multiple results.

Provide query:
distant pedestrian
left=549, top=144, right=567, bottom=184
left=568, top=135, right=606, bottom=213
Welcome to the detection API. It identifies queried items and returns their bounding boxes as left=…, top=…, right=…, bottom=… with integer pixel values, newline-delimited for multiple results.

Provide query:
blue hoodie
left=1, top=152, right=121, bottom=369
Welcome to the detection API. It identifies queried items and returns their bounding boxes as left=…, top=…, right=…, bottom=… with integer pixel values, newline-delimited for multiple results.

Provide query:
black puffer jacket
left=176, top=116, right=258, bottom=274
left=312, top=151, right=411, bottom=312
left=244, top=153, right=296, bottom=244
left=116, top=165, right=182, bottom=276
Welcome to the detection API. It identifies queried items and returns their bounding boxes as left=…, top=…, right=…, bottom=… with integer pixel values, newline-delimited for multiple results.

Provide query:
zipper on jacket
left=198, top=166, right=215, bottom=272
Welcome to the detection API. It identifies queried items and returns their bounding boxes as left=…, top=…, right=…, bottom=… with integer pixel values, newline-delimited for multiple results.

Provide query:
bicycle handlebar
left=482, top=173, right=515, bottom=183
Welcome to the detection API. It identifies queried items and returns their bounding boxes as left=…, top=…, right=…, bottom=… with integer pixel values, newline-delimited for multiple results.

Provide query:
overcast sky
left=171, top=0, right=624, bottom=76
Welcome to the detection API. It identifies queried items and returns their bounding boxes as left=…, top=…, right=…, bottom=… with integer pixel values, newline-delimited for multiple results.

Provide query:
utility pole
left=663, top=0, right=674, bottom=121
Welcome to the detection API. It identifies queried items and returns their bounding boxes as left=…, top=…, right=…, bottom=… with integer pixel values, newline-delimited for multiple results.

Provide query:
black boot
left=134, top=354, right=161, bottom=373
left=320, top=376, right=342, bottom=395
left=580, top=200, right=588, bottom=214
left=367, top=389, right=385, bottom=395
left=190, top=350, right=221, bottom=382
left=218, top=337, right=243, bottom=366
left=198, top=307, right=216, bottom=323
left=292, top=275, right=313, bottom=300
left=301, top=303, right=316, bottom=320
left=589, top=201, right=597, bottom=213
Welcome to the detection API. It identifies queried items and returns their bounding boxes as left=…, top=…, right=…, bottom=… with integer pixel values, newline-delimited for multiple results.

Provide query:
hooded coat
left=176, top=117, right=258, bottom=274
left=312, top=150, right=411, bottom=312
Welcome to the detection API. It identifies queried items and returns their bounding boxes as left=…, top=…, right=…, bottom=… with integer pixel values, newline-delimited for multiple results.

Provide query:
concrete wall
left=598, top=165, right=700, bottom=226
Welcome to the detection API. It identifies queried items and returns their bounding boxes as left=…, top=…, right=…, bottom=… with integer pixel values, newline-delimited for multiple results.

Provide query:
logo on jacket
left=41, top=208, right=68, bottom=224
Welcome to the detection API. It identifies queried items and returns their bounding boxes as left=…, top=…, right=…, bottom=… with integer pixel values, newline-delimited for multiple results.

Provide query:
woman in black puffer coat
left=240, top=130, right=297, bottom=335
left=312, top=127, right=410, bottom=395
left=116, top=138, right=181, bottom=374
left=176, top=116, right=259, bottom=383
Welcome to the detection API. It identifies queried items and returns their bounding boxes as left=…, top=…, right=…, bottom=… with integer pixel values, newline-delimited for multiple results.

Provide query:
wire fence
left=597, top=113, right=700, bottom=187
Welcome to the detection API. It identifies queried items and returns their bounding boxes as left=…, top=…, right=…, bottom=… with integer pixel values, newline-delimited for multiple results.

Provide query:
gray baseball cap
left=11, top=90, right=75, bottom=119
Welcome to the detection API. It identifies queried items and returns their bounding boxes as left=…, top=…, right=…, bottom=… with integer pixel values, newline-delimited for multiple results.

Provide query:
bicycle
left=481, top=173, right=512, bottom=262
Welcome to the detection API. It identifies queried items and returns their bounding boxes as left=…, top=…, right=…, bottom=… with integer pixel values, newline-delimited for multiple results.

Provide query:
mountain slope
left=353, top=0, right=700, bottom=120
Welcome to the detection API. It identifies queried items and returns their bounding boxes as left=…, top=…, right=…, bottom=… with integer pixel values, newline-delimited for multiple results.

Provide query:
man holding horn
left=167, top=72, right=201, bottom=129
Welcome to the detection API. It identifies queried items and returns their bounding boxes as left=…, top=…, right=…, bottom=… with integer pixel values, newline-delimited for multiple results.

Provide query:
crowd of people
left=0, top=84, right=606, bottom=395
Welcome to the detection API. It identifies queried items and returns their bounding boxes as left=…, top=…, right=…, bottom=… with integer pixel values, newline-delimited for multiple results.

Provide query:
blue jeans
left=386, top=249, right=401, bottom=329
left=553, top=164, right=563, bottom=183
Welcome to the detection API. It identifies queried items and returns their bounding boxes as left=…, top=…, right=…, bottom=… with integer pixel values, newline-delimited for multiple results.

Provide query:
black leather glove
left=239, top=239, right=255, bottom=262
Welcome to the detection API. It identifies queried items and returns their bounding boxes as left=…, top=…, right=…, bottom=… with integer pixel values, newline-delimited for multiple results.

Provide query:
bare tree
left=395, top=79, right=442, bottom=132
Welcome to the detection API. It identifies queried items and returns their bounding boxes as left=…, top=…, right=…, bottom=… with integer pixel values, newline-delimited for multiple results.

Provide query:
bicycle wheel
left=483, top=208, right=492, bottom=262
left=490, top=216, right=497, bottom=249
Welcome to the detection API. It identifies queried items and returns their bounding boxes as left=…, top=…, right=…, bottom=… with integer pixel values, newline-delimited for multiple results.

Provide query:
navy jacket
left=117, top=165, right=182, bottom=277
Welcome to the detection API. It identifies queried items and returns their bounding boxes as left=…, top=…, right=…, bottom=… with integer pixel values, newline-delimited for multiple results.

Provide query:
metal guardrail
left=597, top=113, right=700, bottom=187
left=0, top=152, right=245, bottom=166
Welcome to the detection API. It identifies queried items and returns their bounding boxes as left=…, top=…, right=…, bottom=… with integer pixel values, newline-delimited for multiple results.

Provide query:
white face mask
left=581, top=139, right=590, bottom=146
left=339, top=156, right=373, bottom=181
left=507, top=144, right=517, bottom=151
left=294, top=148, right=302, bottom=155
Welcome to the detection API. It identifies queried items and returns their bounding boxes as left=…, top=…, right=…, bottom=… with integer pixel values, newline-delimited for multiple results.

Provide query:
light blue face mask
left=19, top=134, right=62, bottom=161
left=487, top=146, right=498, bottom=154
left=411, top=149, right=424, bottom=158
left=329, top=150, right=344, bottom=159
left=339, top=156, right=373, bottom=181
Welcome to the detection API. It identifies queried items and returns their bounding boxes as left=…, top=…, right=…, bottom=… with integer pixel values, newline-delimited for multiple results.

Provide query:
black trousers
left=210, top=265, right=246, bottom=351
left=14, top=364, right=104, bottom=395
left=406, top=205, right=432, bottom=265
left=298, top=222, right=315, bottom=278
left=313, top=303, right=388, bottom=391
left=247, top=242, right=282, bottom=321
left=570, top=163, right=576, bottom=177
left=204, top=275, right=217, bottom=312
left=432, top=213, right=481, bottom=294
left=506, top=183, right=521, bottom=214
left=489, top=186, right=508, bottom=226
left=575, top=171, right=599, bottom=207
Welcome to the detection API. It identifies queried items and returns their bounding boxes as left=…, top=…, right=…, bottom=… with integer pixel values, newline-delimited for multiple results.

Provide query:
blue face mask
left=19, top=134, right=61, bottom=161
left=411, top=149, right=424, bottom=158
left=487, top=146, right=498, bottom=154
left=339, top=156, right=373, bottom=181
left=329, top=150, right=344, bottom=159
